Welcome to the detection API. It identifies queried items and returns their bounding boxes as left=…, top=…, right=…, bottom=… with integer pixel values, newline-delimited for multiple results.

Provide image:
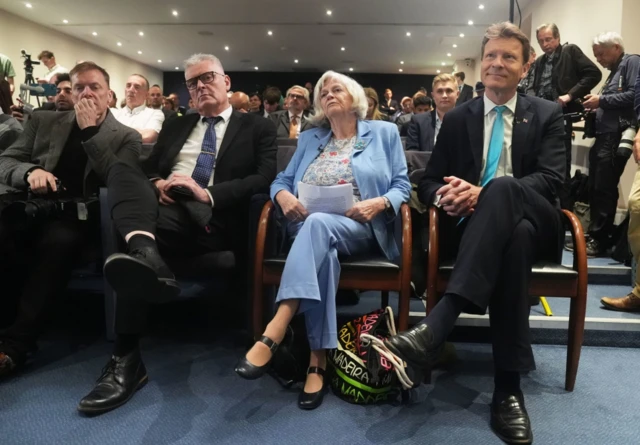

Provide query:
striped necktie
left=191, top=116, right=223, bottom=188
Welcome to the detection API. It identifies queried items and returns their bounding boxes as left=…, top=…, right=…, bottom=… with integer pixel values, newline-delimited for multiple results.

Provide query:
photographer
left=0, top=62, right=141, bottom=381
left=581, top=32, right=640, bottom=257
left=10, top=73, right=74, bottom=123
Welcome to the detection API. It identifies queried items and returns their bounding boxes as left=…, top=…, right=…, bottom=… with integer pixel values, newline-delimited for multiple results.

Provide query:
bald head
left=230, top=91, right=250, bottom=112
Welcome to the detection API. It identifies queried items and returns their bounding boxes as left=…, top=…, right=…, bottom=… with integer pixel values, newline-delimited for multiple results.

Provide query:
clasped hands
left=436, top=176, right=482, bottom=218
left=275, top=190, right=386, bottom=223
left=154, top=174, right=211, bottom=205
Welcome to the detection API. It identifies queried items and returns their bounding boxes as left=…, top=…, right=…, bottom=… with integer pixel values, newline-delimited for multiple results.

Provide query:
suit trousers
left=627, top=165, right=640, bottom=298
left=276, top=213, right=378, bottom=350
left=0, top=217, right=95, bottom=357
left=433, top=176, right=561, bottom=372
left=588, top=132, right=628, bottom=244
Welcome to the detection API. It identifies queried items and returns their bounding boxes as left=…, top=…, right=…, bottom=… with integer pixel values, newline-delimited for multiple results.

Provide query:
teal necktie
left=481, top=105, right=506, bottom=186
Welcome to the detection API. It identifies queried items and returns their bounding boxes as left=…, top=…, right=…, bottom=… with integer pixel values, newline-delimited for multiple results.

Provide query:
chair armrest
left=397, top=203, right=412, bottom=330
left=252, top=200, right=275, bottom=335
left=561, top=209, right=588, bottom=283
left=426, top=206, right=440, bottom=313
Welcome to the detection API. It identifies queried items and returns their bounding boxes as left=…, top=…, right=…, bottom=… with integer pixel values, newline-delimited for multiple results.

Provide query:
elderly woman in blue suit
left=235, top=70, right=411, bottom=409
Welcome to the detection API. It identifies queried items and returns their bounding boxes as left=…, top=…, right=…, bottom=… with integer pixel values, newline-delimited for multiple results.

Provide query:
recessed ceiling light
left=459, top=33, right=465, bottom=38
left=406, top=32, right=411, bottom=37
left=468, top=20, right=474, bottom=26
left=224, top=46, right=229, bottom=51
left=62, top=19, right=68, bottom=24
left=341, top=47, right=345, bottom=51
left=254, top=66, right=259, bottom=70
left=25, top=3, right=32, bottom=8
left=326, top=10, right=332, bottom=15
left=453, top=44, right=458, bottom=48
left=92, top=32, right=97, bottom=36
left=157, top=59, right=162, bottom=63
left=137, top=50, right=142, bottom=54
left=349, top=67, right=353, bottom=72
left=479, top=4, right=485, bottom=9
left=139, top=31, right=144, bottom=36
left=400, top=61, right=404, bottom=65
left=294, top=59, right=299, bottom=63
left=437, top=69, right=441, bottom=73
left=447, top=53, right=452, bottom=57
left=267, top=30, right=273, bottom=36
left=117, top=42, right=122, bottom=46
left=172, top=10, right=178, bottom=16
left=398, top=69, right=403, bottom=72
left=441, top=62, right=446, bottom=66
left=175, top=66, right=179, bottom=70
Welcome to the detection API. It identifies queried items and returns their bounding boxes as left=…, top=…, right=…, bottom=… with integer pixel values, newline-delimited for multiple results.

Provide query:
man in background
left=37, top=51, right=68, bottom=83
left=454, top=72, right=473, bottom=105
left=229, top=91, right=250, bottom=113
left=111, top=74, right=164, bottom=143
left=262, top=87, right=281, bottom=118
left=0, top=53, right=15, bottom=95
left=148, top=84, right=176, bottom=120
left=269, top=85, right=314, bottom=138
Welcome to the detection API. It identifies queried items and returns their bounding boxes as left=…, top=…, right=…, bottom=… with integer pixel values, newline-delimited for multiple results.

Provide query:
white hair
left=309, top=71, right=368, bottom=126
left=592, top=32, right=625, bottom=51
left=183, top=53, right=224, bottom=72
left=286, top=85, right=310, bottom=103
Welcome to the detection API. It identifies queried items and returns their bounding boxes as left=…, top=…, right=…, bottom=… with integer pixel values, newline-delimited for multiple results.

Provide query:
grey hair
left=536, top=23, right=560, bottom=40
left=592, top=31, right=625, bottom=51
left=286, top=85, right=310, bottom=103
left=309, top=70, right=368, bottom=126
left=183, top=53, right=224, bottom=72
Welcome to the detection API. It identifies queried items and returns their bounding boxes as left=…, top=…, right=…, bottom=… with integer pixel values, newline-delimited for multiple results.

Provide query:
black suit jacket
left=456, top=84, right=474, bottom=105
left=269, top=110, right=315, bottom=138
left=418, top=95, right=565, bottom=206
left=145, top=110, right=277, bottom=215
left=406, top=110, right=436, bottom=152
left=380, top=98, right=399, bottom=115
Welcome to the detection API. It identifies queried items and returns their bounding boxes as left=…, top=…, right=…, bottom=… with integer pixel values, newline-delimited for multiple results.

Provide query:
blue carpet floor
left=1, top=337, right=639, bottom=445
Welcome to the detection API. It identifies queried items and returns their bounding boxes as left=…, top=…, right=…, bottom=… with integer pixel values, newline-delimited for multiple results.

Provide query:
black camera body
left=20, top=49, right=40, bottom=74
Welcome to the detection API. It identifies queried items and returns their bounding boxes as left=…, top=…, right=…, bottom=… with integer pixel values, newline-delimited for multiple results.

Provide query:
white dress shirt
left=478, top=93, right=518, bottom=185
left=111, top=104, right=164, bottom=133
left=43, top=64, right=68, bottom=82
left=288, top=111, right=303, bottom=137
left=434, top=112, right=443, bottom=144
left=171, top=105, right=234, bottom=206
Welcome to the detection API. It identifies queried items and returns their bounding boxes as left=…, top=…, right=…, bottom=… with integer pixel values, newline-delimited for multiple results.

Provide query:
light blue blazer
left=270, top=119, right=411, bottom=260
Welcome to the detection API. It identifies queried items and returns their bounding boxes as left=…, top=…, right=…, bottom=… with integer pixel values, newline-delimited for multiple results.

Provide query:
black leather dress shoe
left=490, top=391, right=533, bottom=444
left=104, top=246, right=180, bottom=303
left=235, top=335, right=278, bottom=380
left=77, top=349, right=148, bottom=415
left=384, top=324, right=443, bottom=370
left=298, top=367, right=325, bottom=410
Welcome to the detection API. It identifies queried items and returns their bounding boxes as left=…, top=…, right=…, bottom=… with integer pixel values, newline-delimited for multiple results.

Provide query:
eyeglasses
left=288, top=93, right=305, bottom=100
left=185, top=71, right=223, bottom=90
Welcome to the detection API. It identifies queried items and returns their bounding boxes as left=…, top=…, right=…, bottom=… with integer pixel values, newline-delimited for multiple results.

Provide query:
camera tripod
left=20, top=69, right=41, bottom=107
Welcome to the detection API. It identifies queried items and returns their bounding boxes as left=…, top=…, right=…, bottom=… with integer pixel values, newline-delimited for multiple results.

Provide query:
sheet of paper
left=297, top=182, right=354, bottom=215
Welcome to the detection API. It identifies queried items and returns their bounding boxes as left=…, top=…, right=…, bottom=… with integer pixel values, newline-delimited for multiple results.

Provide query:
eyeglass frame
left=185, top=71, right=225, bottom=91
left=287, top=93, right=307, bottom=101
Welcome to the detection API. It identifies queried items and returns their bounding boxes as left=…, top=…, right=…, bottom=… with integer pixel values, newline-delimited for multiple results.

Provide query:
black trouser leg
left=489, top=219, right=537, bottom=372
left=588, top=132, right=627, bottom=244
left=558, top=117, right=573, bottom=210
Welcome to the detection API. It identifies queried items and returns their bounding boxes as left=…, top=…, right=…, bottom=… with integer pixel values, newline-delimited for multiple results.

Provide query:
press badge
left=77, top=202, right=89, bottom=221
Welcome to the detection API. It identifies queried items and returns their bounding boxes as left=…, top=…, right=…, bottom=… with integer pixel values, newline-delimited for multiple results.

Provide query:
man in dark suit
left=406, top=74, right=458, bottom=151
left=385, top=23, right=565, bottom=444
left=454, top=72, right=474, bottom=105
left=269, top=85, right=315, bottom=138
left=380, top=88, right=399, bottom=115
left=78, top=53, right=277, bottom=414
left=0, top=62, right=141, bottom=380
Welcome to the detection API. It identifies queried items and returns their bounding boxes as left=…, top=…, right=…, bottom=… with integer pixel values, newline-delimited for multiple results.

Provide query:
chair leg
left=381, top=291, right=389, bottom=308
left=398, top=287, right=410, bottom=332
left=566, top=296, right=587, bottom=391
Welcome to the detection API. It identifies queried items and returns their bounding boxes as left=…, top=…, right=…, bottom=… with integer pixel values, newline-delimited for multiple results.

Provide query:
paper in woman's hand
left=297, top=182, right=354, bottom=214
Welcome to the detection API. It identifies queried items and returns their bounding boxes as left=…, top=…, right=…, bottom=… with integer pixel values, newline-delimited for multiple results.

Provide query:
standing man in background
left=0, top=53, right=16, bottom=95
left=37, top=51, right=68, bottom=83
left=454, top=72, right=474, bottom=105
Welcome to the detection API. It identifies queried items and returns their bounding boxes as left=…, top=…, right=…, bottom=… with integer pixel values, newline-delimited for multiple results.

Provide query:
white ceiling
left=0, top=0, right=531, bottom=74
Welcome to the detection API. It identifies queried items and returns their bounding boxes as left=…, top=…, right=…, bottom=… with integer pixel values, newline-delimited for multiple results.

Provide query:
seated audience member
left=168, top=93, right=181, bottom=109
left=148, top=84, right=177, bottom=120
left=406, top=73, right=459, bottom=151
left=37, top=50, right=68, bottom=83
left=162, top=97, right=175, bottom=111
left=229, top=91, right=250, bottom=113
left=383, top=22, right=565, bottom=445
left=248, top=91, right=262, bottom=114
left=262, top=87, right=281, bottom=118
left=109, top=90, right=118, bottom=108
left=393, top=96, right=413, bottom=121
left=454, top=71, right=473, bottom=105
left=0, top=62, right=141, bottom=380
left=235, top=70, right=411, bottom=410
left=0, top=80, right=22, bottom=150
left=185, top=98, right=198, bottom=115
left=111, top=74, right=164, bottom=143
left=413, top=94, right=433, bottom=113
left=270, top=85, right=315, bottom=138
left=304, top=81, right=314, bottom=104
left=396, top=96, right=417, bottom=136
left=10, top=73, right=74, bottom=123
left=77, top=53, right=277, bottom=415
left=364, top=87, right=389, bottom=121
left=475, top=81, right=486, bottom=97
left=379, top=88, right=398, bottom=115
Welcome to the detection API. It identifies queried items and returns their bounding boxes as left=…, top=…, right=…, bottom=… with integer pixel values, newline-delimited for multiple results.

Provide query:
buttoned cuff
left=204, top=189, right=215, bottom=208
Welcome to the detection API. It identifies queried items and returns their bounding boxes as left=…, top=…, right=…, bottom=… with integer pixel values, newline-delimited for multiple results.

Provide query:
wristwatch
left=383, top=196, right=391, bottom=210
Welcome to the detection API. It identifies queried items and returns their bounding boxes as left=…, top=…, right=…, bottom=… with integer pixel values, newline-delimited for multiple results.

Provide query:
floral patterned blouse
left=301, top=136, right=361, bottom=201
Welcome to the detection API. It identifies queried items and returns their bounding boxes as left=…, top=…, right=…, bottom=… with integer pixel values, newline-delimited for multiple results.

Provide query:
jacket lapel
left=44, top=112, right=75, bottom=172
left=281, top=112, right=290, bottom=135
left=466, top=99, right=485, bottom=180
left=82, top=111, right=119, bottom=184
left=216, top=110, right=242, bottom=163
left=511, top=96, right=533, bottom=178
left=354, top=120, right=372, bottom=155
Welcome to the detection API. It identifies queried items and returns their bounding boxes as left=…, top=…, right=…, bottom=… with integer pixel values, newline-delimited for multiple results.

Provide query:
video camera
left=20, top=49, right=39, bottom=74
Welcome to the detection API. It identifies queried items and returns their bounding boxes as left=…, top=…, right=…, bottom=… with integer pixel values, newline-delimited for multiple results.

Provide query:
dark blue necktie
left=192, top=116, right=223, bottom=188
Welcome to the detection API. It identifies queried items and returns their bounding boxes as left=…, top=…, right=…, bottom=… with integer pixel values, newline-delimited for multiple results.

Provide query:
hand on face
left=75, top=98, right=99, bottom=130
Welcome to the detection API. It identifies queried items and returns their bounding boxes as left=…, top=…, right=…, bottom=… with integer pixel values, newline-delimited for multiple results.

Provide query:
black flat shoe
left=104, top=247, right=180, bottom=303
left=490, top=391, right=533, bottom=444
left=77, top=348, right=148, bottom=415
left=298, top=366, right=325, bottom=410
left=235, top=335, right=279, bottom=380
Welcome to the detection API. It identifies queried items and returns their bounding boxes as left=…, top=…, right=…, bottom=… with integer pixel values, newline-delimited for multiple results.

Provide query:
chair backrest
left=277, top=144, right=297, bottom=174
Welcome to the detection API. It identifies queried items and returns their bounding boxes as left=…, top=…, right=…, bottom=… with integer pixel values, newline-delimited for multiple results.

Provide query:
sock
left=494, top=370, right=521, bottom=394
left=423, top=293, right=467, bottom=344
left=113, top=334, right=139, bottom=357
left=127, top=234, right=157, bottom=253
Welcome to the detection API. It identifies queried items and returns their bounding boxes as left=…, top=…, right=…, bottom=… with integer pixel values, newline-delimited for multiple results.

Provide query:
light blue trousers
left=276, top=213, right=378, bottom=350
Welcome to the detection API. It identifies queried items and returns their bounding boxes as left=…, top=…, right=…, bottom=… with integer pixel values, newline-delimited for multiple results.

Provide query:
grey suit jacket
left=0, top=110, right=141, bottom=196
left=269, top=110, right=315, bottom=138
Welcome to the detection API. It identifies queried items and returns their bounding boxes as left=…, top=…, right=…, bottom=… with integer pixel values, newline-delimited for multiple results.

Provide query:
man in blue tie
left=77, top=53, right=277, bottom=414
left=385, top=22, right=565, bottom=445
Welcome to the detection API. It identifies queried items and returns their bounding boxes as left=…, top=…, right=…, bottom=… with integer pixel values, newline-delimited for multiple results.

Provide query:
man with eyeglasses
left=269, top=85, right=315, bottom=138
left=111, top=74, right=164, bottom=143
left=78, top=53, right=278, bottom=415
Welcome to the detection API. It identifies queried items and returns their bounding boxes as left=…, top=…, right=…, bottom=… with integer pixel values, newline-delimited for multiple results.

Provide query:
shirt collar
left=483, top=93, right=517, bottom=116
left=125, top=103, right=148, bottom=115
left=46, top=64, right=60, bottom=74
left=288, top=110, right=302, bottom=121
left=201, top=104, right=233, bottom=123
